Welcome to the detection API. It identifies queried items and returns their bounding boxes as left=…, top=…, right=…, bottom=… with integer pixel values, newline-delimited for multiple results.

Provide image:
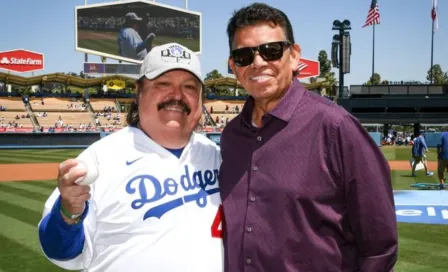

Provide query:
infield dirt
left=0, top=160, right=438, bottom=182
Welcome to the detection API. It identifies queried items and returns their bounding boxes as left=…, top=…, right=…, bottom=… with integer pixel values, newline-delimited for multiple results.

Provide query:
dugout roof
left=0, top=72, right=325, bottom=89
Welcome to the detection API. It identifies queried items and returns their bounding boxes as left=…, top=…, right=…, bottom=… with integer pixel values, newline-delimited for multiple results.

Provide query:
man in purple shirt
left=437, top=132, right=448, bottom=189
left=219, top=3, right=398, bottom=271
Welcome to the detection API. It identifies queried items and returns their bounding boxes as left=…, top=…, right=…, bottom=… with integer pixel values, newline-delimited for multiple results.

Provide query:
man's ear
left=289, top=43, right=302, bottom=74
left=228, top=57, right=238, bottom=81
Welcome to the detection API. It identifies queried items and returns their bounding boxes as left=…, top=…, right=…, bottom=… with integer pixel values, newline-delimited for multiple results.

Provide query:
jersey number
left=211, top=204, right=223, bottom=238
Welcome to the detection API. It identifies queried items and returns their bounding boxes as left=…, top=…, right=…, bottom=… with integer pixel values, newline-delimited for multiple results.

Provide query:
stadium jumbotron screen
left=75, top=0, right=201, bottom=64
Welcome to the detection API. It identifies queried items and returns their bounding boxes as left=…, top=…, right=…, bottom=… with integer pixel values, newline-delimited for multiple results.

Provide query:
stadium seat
left=0, top=111, right=34, bottom=128
left=29, top=97, right=87, bottom=112
left=0, top=97, right=26, bottom=111
left=89, top=98, right=118, bottom=112
left=35, top=112, right=94, bottom=129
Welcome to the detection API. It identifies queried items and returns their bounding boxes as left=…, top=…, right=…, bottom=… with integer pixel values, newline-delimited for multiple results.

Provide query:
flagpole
left=430, top=18, right=434, bottom=84
left=372, top=24, right=375, bottom=81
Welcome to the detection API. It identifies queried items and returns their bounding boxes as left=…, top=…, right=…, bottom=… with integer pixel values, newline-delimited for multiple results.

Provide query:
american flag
left=432, top=0, right=438, bottom=32
left=362, top=0, right=380, bottom=28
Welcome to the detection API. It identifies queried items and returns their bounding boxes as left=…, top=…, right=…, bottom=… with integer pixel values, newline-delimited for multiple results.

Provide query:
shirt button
left=253, top=165, right=258, bottom=171
left=256, top=136, right=262, bottom=141
left=246, top=258, right=252, bottom=264
left=250, top=196, right=256, bottom=202
left=246, top=227, right=252, bottom=232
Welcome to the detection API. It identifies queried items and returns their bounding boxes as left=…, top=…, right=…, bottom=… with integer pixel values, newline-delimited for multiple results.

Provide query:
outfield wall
left=423, top=132, right=443, bottom=147
left=0, top=132, right=442, bottom=149
left=0, top=133, right=101, bottom=149
left=369, top=132, right=382, bottom=146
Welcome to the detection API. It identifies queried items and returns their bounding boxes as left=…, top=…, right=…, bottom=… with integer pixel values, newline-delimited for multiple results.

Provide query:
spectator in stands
left=218, top=3, right=398, bottom=271
left=437, top=131, right=448, bottom=189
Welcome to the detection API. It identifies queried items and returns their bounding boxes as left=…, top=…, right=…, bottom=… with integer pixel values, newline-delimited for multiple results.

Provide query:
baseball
left=71, top=159, right=99, bottom=186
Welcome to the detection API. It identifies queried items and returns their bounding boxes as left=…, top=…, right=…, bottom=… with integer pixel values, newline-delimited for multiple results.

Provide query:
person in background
left=117, top=12, right=155, bottom=61
left=411, top=132, right=433, bottom=177
left=436, top=131, right=448, bottom=189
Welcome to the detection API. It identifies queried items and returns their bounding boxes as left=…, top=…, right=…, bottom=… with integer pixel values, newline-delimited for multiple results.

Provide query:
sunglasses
left=231, top=41, right=292, bottom=67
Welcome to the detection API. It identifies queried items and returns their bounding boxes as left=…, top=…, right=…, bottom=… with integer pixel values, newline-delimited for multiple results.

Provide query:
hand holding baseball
left=57, top=159, right=96, bottom=223
left=146, top=33, right=155, bottom=41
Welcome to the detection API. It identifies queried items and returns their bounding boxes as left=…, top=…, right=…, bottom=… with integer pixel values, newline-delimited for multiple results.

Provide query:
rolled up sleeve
left=331, top=115, right=398, bottom=271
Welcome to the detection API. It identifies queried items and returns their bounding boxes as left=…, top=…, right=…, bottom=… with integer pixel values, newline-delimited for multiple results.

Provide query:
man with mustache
left=157, top=99, right=191, bottom=115
left=218, top=3, right=398, bottom=271
left=38, top=43, right=224, bottom=272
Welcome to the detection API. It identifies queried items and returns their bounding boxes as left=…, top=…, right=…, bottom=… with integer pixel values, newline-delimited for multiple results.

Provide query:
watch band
left=60, top=202, right=84, bottom=219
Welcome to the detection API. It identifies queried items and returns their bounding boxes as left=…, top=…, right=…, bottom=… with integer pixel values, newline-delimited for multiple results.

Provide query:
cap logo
left=160, top=45, right=191, bottom=64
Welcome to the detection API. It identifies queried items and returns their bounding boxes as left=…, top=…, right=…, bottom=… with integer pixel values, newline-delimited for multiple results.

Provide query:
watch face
left=71, top=213, right=82, bottom=219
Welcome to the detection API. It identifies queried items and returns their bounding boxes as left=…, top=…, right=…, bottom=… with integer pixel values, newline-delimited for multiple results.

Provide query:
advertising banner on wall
left=0, top=49, right=44, bottom=73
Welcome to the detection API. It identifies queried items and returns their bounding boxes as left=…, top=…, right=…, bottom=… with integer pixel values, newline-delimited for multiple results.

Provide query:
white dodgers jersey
left=39, top=127, right=224, bottom=272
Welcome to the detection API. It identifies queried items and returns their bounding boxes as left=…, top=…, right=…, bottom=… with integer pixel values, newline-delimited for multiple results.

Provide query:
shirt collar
left=241, top=78, right=306, bottom=126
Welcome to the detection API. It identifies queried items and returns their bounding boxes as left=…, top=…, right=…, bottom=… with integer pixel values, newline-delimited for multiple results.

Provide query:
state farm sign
left=0, top=49, right=44, bottom=73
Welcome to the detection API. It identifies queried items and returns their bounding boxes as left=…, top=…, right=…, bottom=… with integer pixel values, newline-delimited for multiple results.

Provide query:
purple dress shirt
left=219, top=79, right=398, bottom=272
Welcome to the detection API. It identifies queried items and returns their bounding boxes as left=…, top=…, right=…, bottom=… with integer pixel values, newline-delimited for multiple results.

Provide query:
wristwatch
left=60, top=202, right=84, bottom=220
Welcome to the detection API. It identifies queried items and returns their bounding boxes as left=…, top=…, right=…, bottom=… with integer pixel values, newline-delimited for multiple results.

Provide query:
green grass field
left=77, top=29, right=200, bottom=57
left=381, top=146, right=439, bottom=161
left=0, top=147, right=447, bottom=271
left=0, top=149, right=83, bottom=164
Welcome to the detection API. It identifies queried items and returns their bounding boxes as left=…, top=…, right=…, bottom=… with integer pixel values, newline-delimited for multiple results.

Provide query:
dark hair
left=227, top=3, right=295, bottom=53
left=226, top=3, right=297, bottom=75
left=126, top=77, right=144, bottom=127
left=126, top=101, right=139, bottom=127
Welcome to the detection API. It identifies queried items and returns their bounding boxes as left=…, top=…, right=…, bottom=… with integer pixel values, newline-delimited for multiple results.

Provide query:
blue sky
left=0, top=0, right=446, bottom=86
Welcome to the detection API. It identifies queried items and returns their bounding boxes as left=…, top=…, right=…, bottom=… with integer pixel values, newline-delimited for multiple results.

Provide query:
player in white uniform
left=118, top=12, right=155, bottom=61
left=38, top=43, right=224, bottom=272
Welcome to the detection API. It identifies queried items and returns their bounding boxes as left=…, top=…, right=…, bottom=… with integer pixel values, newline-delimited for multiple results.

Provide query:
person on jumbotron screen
left=117, top=12, right=155, bottom=61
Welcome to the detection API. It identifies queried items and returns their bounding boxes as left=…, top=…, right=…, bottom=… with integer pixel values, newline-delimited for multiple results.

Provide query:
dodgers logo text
left=126, top=165, right=219, bottom=220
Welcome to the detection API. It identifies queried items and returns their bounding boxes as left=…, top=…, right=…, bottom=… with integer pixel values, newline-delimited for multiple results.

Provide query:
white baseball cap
left=139, top=43, right=203, bottom=83
left=126, top=12, right=142, bottom=21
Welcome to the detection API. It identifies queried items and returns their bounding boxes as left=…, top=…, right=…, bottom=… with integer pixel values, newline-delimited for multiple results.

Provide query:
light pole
left=331, top=20, right=351, bottom=99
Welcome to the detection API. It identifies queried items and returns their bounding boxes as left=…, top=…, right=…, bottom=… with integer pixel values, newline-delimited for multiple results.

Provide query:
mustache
left=157, top=99, right=191, bottom=115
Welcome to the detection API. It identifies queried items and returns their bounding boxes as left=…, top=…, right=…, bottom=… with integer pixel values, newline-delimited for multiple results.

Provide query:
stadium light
left=332, top=20, right=352, bottom=99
